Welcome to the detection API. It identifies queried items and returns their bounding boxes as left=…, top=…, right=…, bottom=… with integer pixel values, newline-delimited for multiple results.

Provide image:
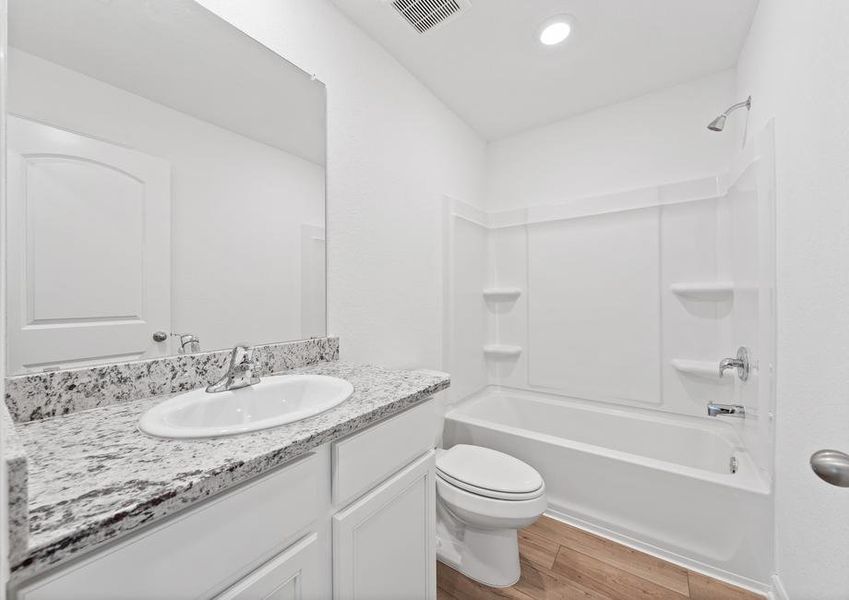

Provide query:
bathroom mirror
left=4, top=0, right=327, bottom=374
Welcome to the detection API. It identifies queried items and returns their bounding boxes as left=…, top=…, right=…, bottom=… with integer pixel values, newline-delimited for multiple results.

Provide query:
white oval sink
left=139, top=374, right=354, bottom=439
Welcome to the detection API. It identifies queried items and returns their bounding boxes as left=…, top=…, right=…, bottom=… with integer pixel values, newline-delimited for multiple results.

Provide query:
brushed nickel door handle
left=811, top=450, right=849, bottom=487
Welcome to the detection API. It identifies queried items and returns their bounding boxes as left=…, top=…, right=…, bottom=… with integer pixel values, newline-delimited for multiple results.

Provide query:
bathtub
left=442, top=387, right=772, bottom=588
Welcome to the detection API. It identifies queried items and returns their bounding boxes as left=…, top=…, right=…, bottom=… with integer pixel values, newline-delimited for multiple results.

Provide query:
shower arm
left=721, top=97, right=752, bottom=117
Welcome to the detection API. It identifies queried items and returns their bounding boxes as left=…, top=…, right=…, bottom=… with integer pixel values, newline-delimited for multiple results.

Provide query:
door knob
left=810, top=450, right=849, bottom=487
left=152, top=331, right=168, bottom=343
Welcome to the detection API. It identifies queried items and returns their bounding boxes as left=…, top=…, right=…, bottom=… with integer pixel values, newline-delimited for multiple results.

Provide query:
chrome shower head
left=707, top=114, right=727, bottom=132
left=707, top=96, right=751, bottom=132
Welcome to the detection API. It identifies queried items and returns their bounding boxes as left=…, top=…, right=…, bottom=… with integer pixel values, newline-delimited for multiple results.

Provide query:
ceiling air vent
left=391, top=0, right=471, bottom=34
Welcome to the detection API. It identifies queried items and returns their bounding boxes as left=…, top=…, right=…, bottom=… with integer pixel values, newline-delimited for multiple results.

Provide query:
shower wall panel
left=527, top=208, right=662, bottom=405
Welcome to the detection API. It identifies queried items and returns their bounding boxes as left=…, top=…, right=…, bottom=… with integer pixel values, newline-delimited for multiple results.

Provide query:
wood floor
left=437, top=516, right=764, bottom=600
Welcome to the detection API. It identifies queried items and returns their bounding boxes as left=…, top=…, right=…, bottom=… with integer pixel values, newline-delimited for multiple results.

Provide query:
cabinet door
left=333, top=451, right=435, bottom=600
left=215, top=533, right=322, bottom=600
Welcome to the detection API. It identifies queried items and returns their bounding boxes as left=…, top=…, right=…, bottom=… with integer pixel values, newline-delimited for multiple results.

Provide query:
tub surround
left=5, top=337, right=340, bottom=423
left=3, top=358, right=449, bottom=582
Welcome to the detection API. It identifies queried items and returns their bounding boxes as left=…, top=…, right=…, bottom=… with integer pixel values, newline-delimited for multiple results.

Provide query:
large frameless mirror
left=5, top=0, right=327, bottom=375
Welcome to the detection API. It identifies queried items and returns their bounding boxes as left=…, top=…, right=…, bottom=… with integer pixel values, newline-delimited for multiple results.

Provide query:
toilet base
left=436, top=503, right=522, bottom=588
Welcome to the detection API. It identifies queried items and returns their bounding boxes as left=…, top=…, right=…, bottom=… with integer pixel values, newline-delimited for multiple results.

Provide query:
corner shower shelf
left=483, top=344, right=522, bottom=359
left=670, top=359, right=732, bottom=383
left=669, top=281, right=734, bottom=300
left=482, top=287, right=522, bottom=301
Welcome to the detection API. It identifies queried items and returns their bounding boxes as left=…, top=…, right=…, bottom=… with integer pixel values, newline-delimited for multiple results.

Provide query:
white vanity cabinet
left=11, top=400, right=438, bottom=600
left=330, top=401, right=438, bottom=600
left=333, top=452, right=435, bottom=600
left=13, top=450, right=331, bottom=600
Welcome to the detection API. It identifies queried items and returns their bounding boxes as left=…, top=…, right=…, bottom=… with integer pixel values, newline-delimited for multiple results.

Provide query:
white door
left=6, top=116, right=171, bottom=373
left=333, top=452, right=436, bottom=600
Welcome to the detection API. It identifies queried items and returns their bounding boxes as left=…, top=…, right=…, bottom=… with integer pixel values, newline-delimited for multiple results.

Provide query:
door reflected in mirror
left=5, top=0, right=326, bottom=375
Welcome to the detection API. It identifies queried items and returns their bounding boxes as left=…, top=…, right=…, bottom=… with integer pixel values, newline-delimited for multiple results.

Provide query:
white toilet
left=435, top=444, right=547, bottom=587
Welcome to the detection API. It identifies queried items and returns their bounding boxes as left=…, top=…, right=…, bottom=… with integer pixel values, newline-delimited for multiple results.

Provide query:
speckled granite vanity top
left=5, top=361, right=449, bottom=580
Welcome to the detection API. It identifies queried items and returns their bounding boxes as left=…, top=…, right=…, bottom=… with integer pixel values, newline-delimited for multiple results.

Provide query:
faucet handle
left=207, top=344, right=260, bottom=393
left=232, top=343, right=254, bottom=352
left=231, top=343, right=252, bottom=358
left=229, top=344, right=257, bottom=369
left=719, top=346, right=750, bottom=381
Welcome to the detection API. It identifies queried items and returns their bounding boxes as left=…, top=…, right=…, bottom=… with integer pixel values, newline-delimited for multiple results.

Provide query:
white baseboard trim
left=543, top=508, right=773, bottom=598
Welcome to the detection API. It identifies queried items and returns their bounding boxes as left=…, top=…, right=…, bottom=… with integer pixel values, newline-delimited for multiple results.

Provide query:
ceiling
left=331, top=0, right=759, bottom=140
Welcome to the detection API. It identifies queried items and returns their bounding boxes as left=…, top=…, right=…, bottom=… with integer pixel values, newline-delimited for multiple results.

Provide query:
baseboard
left=543, top=508, right=773, bottom=597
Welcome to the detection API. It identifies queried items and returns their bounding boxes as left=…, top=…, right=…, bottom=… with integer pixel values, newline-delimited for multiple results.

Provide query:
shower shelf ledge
left=483, top=287, right=522, bottom=301
left=483, top=344, right=522, bottom=359
left=670, top=359, right=733, bottom=383
left=669, top=281, right=734, bottom=300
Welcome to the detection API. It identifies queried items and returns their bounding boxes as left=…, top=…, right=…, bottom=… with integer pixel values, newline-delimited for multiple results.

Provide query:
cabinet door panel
left=333, top=451, right=435, bottom=600
left=215, top=533, right=321, bottom=600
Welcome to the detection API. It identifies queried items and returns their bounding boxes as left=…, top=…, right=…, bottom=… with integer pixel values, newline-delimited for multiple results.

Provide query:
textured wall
left=196, top=0, right=487, bottom=371
left=485, top=70, right=736, bottom=213
left=736, top=1, right=849, bottom=597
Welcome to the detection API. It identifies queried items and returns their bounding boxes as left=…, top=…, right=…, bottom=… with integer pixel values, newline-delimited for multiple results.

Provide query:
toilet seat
left=436, top=445, right=544, bottom=501
left=436, top=471, right=544, bottom=501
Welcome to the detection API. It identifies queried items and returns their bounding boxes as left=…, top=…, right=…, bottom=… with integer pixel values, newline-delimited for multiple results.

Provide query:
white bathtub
left=443, top=387, right=772, bottom=588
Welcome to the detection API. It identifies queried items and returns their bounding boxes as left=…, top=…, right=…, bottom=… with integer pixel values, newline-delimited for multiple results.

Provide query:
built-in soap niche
left=482, top=288, right=523, bottom=360
left=483, top=287, right=522, bottom=302
left=670, top=281, right=735, bottom=320
left=670, top=281, right=734, bottom=300
left=482, top=344, right=522, bottom=359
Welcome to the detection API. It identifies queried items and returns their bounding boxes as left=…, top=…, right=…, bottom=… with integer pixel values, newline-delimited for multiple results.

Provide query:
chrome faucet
left=719, top=346, right=750, bottom=381
left=206, top=344, right=260, bottom=393
left=707, top=403, right=746, bottom=418
left=172, top=332, right=200, bottom=354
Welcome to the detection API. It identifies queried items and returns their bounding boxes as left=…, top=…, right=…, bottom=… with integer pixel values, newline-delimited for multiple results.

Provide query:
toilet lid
left=436, top=445, right=544, bottom=499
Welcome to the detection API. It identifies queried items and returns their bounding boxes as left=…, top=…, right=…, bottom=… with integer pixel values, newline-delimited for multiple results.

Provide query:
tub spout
left=707, top=403, right=746, bottom=418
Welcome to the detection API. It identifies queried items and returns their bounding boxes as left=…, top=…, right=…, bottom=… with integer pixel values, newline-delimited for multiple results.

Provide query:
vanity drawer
left=15, top=451, right=326, bottom=600
left=332, top=399, right=436, bottom=507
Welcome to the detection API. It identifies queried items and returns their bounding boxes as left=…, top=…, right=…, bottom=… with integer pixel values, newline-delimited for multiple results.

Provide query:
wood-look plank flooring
left=437, top=516, right=764, bottom=600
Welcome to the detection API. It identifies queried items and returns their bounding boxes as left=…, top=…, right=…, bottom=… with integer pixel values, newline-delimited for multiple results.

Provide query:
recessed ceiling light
left=539, top=17, right=573, bottom=46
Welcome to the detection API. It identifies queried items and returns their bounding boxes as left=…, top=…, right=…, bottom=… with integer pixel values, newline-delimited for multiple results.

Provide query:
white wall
left=196, top=0, right=487, bottom=370
left=8, top=49, right=325, bottom=357
left=486, top=70, right=736, bottom=213
left=736, top=2, right=849, bottom=598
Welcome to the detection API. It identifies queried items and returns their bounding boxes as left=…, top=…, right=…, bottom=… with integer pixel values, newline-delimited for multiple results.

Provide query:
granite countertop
left=7, top=361, right=449, bottom=581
